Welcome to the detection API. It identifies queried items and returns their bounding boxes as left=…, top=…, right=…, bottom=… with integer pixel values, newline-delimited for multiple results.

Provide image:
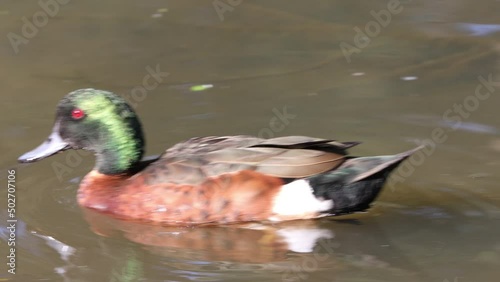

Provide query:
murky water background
left=1, top=0, right=500, bottom=281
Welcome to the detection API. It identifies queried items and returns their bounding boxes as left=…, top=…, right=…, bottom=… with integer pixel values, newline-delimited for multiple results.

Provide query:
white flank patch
left=271, top=179, right=333, bottom=217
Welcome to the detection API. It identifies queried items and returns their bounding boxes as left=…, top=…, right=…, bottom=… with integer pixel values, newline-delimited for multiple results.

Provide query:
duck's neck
left=93, top=120, right=145, bottom=176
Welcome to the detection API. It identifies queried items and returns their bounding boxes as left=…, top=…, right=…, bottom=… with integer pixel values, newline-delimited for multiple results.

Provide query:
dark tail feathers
left=308, top=146, right=422, bottom=215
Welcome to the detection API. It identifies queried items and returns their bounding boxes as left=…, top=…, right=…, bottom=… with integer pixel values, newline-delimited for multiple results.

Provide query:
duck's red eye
left=71, top=108, right=85, bottom=120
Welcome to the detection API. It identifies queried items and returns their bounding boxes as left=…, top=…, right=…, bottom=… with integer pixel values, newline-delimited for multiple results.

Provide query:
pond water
left=1, top=0, right=499, bottom=281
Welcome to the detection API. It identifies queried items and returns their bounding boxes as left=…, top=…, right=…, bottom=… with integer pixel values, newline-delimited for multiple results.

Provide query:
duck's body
left=19, top=89, right=419, bottom=226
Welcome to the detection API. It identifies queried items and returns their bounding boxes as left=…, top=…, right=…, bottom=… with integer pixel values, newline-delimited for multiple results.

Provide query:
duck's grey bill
left=18, top=130, right=70, bottom=163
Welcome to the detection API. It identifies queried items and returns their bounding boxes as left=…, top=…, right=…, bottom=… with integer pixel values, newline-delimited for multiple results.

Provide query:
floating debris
left=68, top=177, right=81, bottom=184
left=189, top=84, right=214, bottom=92
left=352, top=72, right=365, bottom=76
left=400, top=76, right=418, bottom=81
left=438, top=120, right=499, bottom=135
left=151, top=8, right=168, bottom=18
left=399, top=114, right=499, bottom=135
left=456, top=23, right=500, bottom=36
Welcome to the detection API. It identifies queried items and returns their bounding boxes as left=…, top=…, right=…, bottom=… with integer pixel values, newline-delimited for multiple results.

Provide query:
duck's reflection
left=82, top=208, right=335, bottom=263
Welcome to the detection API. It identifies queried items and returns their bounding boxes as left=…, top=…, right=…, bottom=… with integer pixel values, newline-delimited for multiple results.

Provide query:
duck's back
left=142, top=135, right=353, bottom=186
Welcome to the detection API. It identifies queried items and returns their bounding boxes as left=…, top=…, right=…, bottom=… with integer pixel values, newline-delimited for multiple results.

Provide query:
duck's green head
left=18, top=89, right=145, bottom=175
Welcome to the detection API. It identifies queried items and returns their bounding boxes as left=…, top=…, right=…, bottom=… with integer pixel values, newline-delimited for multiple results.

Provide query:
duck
left=19, top=88, right=420, bottom=226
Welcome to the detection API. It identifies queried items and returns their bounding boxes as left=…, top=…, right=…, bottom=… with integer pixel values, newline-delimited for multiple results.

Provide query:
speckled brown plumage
left=78, top=169, right=284, bottom=225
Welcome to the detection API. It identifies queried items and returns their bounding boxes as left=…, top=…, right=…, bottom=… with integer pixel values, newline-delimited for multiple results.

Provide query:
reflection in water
left=83, top=208, right=334, bottom=263
left=81, top=209, right=425, bottom=281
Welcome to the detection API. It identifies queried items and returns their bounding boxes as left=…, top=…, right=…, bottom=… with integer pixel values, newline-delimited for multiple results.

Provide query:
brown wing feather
left=254, top=149, right=343, bottom=178
left=143, top=135, right=354, bottom=185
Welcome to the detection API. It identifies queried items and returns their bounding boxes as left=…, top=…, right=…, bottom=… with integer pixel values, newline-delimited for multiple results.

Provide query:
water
left=1, top=0, right=499, bottom=281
